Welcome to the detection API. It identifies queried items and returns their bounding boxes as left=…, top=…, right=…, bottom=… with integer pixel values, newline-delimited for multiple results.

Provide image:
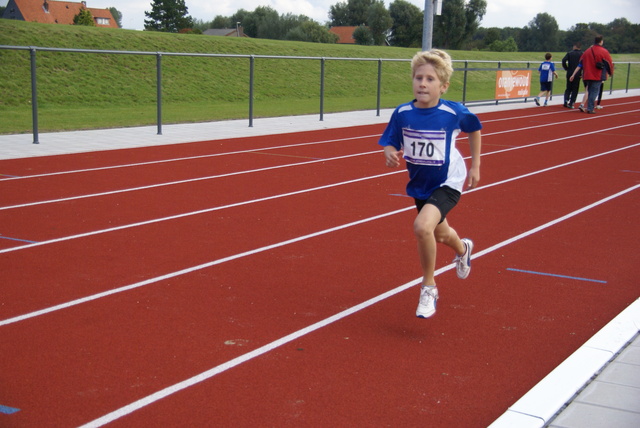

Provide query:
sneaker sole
left=417, top=312, right=435, bottom=319
left=416, top=305, right=436, bottom=318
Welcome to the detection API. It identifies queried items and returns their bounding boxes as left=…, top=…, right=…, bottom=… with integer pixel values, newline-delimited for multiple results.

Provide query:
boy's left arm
left=467, top=130, right=481, bottom=189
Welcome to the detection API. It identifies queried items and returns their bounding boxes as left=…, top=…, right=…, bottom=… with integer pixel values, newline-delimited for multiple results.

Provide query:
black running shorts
left=414, top=186, right=461, bottom=224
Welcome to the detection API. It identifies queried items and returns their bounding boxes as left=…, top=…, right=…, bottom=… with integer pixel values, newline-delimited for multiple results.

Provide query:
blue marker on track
left=0, top=235, right=38, bottom=244
left=0, top=405, right=20, bottom=414
left=506, top=268, right=607, bottom=284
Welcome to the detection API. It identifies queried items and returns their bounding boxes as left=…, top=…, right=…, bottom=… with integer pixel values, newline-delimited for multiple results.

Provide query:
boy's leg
left=435, top=219, right=465, bottom=256
left=413, top=204, right=442, bottom=286
left=414, top=205, right=465, bottom=286
left=535, top=89, right=543, bottom=105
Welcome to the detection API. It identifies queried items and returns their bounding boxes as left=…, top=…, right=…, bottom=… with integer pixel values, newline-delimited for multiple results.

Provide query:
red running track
left=0, top=98, right=639, bottom=427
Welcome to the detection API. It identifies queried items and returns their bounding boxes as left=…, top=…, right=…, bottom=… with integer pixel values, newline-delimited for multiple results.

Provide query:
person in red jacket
left=570, top=36, right=614, bottom=114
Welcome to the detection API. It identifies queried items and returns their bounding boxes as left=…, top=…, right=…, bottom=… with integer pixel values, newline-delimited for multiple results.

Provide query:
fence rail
left=1, top=45, right=638, bottom=144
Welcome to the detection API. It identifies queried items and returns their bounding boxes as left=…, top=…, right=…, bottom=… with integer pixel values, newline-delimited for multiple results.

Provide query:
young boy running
left=379, top=50, right=482, bottom=318
left=535, top=53, right=559, bottom=106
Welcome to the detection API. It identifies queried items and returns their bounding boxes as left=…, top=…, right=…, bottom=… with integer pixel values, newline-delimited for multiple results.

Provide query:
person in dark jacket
left=562, top=43, right=583, bottom=108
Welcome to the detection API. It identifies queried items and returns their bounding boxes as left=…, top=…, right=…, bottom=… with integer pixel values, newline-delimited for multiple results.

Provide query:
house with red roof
left=329, top=26, right=358, bottom=44
left=2, top=0, right=118, bottom=28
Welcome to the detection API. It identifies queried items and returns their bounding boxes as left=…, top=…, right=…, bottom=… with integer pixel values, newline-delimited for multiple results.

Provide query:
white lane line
left=0, top=150, right=380, bottom=211
left=6, top=104, right=638, bottom=181
left=0, top=170, right=403, bottom=255
left=0, top=207, right=412, bottom=327
left=5, top=134, right=379, bottom=180
left=2, top=142, right=638, bottom=255
left=78, top=183, right=640, bottom=428
left=2, top=120, right=637, bottom=211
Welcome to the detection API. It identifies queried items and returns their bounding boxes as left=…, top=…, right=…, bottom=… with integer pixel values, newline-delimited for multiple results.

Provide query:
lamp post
left=422, top=0, right=434, bottom=51
left=422, top=0, right=442, bottom=51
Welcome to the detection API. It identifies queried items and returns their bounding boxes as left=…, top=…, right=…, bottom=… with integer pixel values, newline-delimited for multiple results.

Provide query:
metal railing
left=1, top=45, right=638, bottom=144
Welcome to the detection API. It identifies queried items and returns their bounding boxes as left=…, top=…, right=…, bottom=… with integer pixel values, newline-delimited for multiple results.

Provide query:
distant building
left=203, top=27, right=246, bottom=38
left=2, top=0, right=118, bottom=28
left=329, top=26, right=358, bottom=44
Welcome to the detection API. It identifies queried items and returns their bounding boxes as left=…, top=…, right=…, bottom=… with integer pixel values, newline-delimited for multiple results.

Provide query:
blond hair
left=411, top=49, right=454, bottom=86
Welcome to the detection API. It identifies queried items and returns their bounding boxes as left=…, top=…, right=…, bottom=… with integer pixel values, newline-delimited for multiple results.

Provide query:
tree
left=329, top=0, right=376, bottom=26
left=73, top=8, right=96, bottom=26
left=433, top=0, right=487, bottom=49
left=562, top=18, right=640, bottom=54
left=211, top=15, right=232, bottom=29
left=433, top=0, right=467, bottom=49
left=606, top=18, right=640, bottom=53
left=519, top=13, right=559, bottom=51
left=329, top=1, right=350, bottom=26
left=464, top=0, right=487, bottom=40
left=488, top=36, right=518, bottom=52
left=389, top=0, right=423, bottom=48
left=144, top=0, right=194, bottom=33
left=286, top=21, right=339, bottom=43
left=353, top=25, right=374, bottom=45
left=107, top=7, right=122, bottom=28
left=367, top=0, right=392, bottom=45
left=348, top=0, right=375, bottom=26
left=484, top=28, right=501, bottom=47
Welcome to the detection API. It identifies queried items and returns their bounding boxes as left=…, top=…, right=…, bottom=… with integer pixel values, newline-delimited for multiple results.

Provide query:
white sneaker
left=454, top=238, right=473, bottom=279
left=416, top=286, right=438, bottom=318
left=596, top=105, right=603, bottom=109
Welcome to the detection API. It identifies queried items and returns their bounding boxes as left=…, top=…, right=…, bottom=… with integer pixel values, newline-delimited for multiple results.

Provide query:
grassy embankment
left=1, top=19, right=639, bottom=134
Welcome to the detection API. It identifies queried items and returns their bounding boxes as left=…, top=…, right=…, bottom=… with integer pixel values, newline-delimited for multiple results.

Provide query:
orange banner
left=495, top=70, right=532, bottom=99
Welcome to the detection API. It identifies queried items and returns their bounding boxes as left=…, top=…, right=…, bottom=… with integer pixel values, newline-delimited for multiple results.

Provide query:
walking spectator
left=573, top=60, right=611, bottom=111
left=571, top=36, right=614, bottom=114
left=562, top=43, right=583, bottom=108
left=534, top=53, right=558, bottom=107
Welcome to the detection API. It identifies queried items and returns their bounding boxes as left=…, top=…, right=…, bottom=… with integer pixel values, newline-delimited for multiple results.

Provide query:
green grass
left=1, top=19, right=639, bottom=134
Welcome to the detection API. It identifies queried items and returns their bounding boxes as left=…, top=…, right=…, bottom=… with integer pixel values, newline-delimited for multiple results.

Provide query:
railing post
left=462, top=60, right=468, bottom=105
left=29, top=47, right=39, bottom=144
left=609, top=72, right=614, bottom=94
left=376, top=59, right=382, bottom=116
left=526, top=62, right=531, bottom=103
left=156, top=53, right=162, bottom=135
left=249, top=55, right=254, bottom=127
left=496, top=61, right=501, bottom=105
left=320, top=58, right=325, bottom=121
left=626, top=62, right=631, bottom=93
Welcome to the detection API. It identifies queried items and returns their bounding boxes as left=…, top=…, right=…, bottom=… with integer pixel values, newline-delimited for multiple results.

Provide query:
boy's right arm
left=383, top=145, right=403, bottom=168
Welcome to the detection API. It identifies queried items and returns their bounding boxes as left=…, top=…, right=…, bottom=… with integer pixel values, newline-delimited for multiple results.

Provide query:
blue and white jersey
left=539, top=61, right=556, bottom=82
left=378, top=99, right=482, bottom=200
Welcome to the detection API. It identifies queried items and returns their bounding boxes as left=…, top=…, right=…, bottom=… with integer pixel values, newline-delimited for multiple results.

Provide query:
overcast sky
left=3, top=0, right=639, bottom=32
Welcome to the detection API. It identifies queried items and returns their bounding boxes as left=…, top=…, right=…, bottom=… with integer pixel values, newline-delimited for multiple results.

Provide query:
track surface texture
left=1, top=98, right=639, bottom=427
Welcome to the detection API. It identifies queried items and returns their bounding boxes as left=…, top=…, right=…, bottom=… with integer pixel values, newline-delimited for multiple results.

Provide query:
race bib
left=402, top=129, right=446, bottom=166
